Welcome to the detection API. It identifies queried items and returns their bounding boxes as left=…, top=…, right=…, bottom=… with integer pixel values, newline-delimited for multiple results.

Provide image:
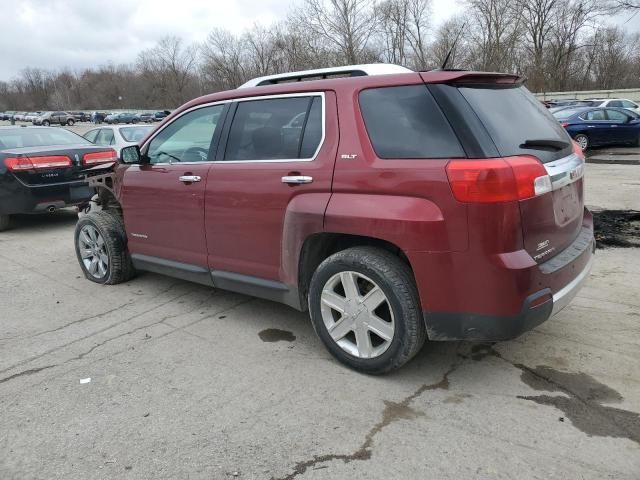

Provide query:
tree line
left=1, top=0, right=639, bottom=111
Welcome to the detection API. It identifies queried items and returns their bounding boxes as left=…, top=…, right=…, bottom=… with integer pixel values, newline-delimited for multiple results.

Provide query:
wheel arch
left=297, top=232, right=413, bottom=311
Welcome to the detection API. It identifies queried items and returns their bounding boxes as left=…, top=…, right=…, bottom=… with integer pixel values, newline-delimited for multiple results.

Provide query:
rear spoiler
left=421, top=71, right=525, bottom=87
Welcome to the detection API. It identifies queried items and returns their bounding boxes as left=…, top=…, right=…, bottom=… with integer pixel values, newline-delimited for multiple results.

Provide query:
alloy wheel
left=320, top=271, right=395, bottom=359
left=78, top=224, right=109, bottom=279
left=575, top=135, right=588, bottom=151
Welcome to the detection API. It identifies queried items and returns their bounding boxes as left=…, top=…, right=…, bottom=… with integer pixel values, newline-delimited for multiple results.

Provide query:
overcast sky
left=0, top=0, right=636, bottom=81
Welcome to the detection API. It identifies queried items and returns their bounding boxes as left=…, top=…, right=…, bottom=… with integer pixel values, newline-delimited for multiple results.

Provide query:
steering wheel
left=182, top=147, right=209, bottom=162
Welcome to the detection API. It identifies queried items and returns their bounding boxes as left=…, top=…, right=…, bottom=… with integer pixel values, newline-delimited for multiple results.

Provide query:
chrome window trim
left=140, top=92, right=325, bottom=166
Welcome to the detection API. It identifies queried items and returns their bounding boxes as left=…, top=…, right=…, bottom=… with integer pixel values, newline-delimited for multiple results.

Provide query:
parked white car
left=586, top=98, right=640, bottom=113
left=82, top=125, right=154, bottom=158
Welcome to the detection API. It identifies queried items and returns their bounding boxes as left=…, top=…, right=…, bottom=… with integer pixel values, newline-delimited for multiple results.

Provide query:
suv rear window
left=359, top=85, right=464, bottom=159
left=459, top=86, right=571, bottom=162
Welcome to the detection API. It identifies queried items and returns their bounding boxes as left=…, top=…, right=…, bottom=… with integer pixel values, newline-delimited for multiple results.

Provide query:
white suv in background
left=587, top=98, right=640, bottom=112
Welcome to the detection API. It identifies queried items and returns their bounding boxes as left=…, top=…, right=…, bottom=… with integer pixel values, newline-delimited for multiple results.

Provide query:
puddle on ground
left=593, top=210, right=640, bottom=248
left=518, top=365, right=640, bottom=444
left=258, top=328, right=296, bottom=343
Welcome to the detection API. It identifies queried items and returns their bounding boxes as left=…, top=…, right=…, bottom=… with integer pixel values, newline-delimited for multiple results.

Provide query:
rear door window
left=583, top=110, right=607, bottom=121
left=459, top=85, right=572, bottom=162
left=224, top=96, right=322, bottom=161
left=359, top=85, right=464, bottom=159
left=606, top=109, right=631, bottom=122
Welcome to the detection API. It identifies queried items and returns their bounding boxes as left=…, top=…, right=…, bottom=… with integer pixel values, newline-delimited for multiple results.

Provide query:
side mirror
left=121, top=145, right=148, bottom=164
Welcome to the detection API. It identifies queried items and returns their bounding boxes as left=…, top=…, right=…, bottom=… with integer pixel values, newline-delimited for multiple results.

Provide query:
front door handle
left=281, top=175, right=313, bottom=185
left=179, top=175, right=201, bottom=183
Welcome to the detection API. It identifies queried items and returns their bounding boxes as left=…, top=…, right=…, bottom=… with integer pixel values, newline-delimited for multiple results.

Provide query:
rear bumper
left=418, top=210, right=595, bottom=341
left=551, top=253, right=594, bottom=316
left=424, top=252, right=594, bottom=341
left=0, top=177, right=93, bottom=215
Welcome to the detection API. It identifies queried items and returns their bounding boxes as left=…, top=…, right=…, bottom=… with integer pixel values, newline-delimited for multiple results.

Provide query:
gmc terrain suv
left=74, top=64, right=594, bottom=374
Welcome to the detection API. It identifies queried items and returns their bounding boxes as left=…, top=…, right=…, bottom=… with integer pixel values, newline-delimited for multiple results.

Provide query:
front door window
left=147, top=105, right=224, bottom=164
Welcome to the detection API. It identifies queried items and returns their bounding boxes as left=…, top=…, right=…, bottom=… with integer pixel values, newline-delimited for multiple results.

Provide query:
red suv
left=74, top=64, right=594, bottom=374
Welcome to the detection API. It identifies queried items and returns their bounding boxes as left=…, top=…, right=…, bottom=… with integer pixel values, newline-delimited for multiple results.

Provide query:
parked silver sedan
left=82, top=124, right=154, bottom=158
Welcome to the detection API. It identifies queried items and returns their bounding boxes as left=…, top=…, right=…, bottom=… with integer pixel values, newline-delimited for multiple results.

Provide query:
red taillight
left=5, top=155, right=72, bottom=171
left=446, top=156, right=552, bottom=204
left=83, top=149, right=117, bottom=165
left=560, top=122, right=569, bottom=128
left=572, top=141, right=585, bottom=158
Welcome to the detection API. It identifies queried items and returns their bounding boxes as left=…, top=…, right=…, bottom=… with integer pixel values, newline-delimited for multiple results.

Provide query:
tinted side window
left=606, top=109, right=630, bottom=121
left=608, top=101, right=623, bottom=107
left=584, top=110, right=606, bottom=121
left=359, top=86, right=464, bottom=159
left=622, top=101, right=637, bottom=108
left=147, top=105, right=224, bottom=164
left=224, top=96, right=318, bottom=161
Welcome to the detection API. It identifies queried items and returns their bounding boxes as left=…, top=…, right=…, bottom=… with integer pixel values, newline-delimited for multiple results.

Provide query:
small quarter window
left=359, top=85, right=464, bottom=159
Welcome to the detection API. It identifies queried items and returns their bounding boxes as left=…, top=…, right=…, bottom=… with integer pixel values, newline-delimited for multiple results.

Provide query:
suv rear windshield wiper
left=519, top=139, right=571, bottom=151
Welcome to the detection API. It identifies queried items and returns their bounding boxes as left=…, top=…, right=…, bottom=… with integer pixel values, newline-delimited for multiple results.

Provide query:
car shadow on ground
left=8, top=208, right=78, bottom=233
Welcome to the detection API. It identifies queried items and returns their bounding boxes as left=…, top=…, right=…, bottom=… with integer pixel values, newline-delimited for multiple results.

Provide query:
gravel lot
left=0, top=124, right=639, bottom=479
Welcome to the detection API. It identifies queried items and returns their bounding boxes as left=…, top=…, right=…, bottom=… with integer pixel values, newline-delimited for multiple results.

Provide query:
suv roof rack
left=238, top=64, right=413, bottom=88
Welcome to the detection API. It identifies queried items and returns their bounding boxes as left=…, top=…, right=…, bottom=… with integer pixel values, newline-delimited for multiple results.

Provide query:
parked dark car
left=106, top=112, right=139, bottom=124
left=153, top=110, right=169, bottom=121
left=553, top=106, right=640, bottom=150
left=74, top=64, right=594, bottom=374
left=34, top=111, right=75, bottom=126
left=69, top=111, right=90, bottom=122
left=137, top=112, right=153, bottom=123
left=0, top=126, right=117, bottom=231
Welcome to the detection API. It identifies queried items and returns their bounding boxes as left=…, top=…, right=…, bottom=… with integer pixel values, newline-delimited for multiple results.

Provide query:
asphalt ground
left=0, top=122, right=639, bottom=479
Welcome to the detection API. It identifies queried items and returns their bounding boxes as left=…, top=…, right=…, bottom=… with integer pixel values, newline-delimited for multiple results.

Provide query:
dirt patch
left=592, top=210, right=640, bottom=249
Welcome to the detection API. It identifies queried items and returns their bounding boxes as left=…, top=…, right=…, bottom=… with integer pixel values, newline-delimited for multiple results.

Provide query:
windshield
left=120, top=126, right=153, bottom=142
left=0, top=128, right=90, bottom=149
left=459, top=85, right=572, bottom=162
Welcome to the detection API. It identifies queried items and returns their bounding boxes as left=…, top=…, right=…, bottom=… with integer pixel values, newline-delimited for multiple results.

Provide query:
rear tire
left=42, top=120, right=50, bottom=127
left=0, top=214, right=10, bottom=232
left=67, top=119, right=75, bottom=126
left=75, top=211, right=134, bottom=285
left=574, top=134, right=589, bottom=151
left=308, top=247, right=426, bottom=374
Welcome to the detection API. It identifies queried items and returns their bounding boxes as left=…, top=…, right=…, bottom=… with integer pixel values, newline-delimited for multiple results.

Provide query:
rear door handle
left=281, top=175, right=313, bottom=185
left=179, top=175, right=201, bottom=183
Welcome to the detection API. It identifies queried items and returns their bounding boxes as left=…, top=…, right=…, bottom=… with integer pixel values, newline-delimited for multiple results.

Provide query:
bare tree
left=376, top=0, right=431, bottom=68
left=465, top=0, right=524, bottom=72
left=292, top=0, right=378, bottom=64
left=201, top=28, right=249, bottom=91
left=3, top=0, right=640, bottom=109
left=517, top=0, right=559, bottom=91
left=430, top=16, right=471, bottom=69
left=138, top=36, right=199, bottom=106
